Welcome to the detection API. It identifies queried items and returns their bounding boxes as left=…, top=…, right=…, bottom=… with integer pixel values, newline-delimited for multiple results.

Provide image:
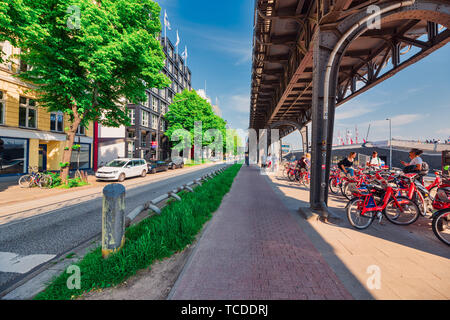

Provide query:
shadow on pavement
left=251, top=166, right=374, bottom=300
left=267, top=172, right=450, bottom=261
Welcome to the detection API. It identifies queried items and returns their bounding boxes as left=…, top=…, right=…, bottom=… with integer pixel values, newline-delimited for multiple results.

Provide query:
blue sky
left=157, top=0, right=450, bottom=149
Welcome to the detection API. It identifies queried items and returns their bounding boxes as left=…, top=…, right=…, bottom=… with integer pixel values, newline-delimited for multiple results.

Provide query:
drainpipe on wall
left=93, top=121, right=98, bottom=172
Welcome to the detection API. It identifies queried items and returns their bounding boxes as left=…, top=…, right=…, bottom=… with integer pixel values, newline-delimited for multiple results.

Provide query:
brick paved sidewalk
left=265, top=171, right=450, bottom=300
left=169, top=165, right=353, bottom=300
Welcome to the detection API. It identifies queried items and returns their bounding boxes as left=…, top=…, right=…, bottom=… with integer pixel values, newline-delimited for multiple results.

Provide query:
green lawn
left=34, top=163, right=242, bottom=300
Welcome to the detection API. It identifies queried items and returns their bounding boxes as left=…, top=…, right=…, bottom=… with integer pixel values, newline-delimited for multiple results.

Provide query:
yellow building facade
left=0, top=41, right=93, bottom=176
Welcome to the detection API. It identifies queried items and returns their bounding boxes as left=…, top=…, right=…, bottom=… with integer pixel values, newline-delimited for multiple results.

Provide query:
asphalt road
left=0, top=163, right=226, bottom=294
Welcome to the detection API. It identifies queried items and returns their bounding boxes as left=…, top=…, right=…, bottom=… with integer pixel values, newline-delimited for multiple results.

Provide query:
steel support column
left=310, top=30, right=339, bottom=213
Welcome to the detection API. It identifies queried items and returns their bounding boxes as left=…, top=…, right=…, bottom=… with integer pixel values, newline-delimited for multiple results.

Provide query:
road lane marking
left=0, top=252, right=56, bottom=274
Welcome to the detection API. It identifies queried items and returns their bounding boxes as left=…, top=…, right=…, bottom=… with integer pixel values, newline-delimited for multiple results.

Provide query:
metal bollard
left=102, top=184, right=126, bottom=258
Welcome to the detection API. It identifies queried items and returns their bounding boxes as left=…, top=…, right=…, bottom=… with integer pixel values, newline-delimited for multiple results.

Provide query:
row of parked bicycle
left=280, top=162, right=450, bottom=246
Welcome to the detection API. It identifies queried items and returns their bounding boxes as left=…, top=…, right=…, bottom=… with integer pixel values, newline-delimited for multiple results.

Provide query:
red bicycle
left=297, top=168, right=310, bottom=186
left=425, top=170, right=443, bottom=201
left=346, top=173, right=420, bottom=229
left=395, top=173, right=432, bottom=217
left=430, top=175, right=450, bottom=245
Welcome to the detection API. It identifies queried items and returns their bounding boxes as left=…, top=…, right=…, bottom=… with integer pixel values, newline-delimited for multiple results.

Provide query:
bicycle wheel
left=18, top=175, right=33, bottom=188
left=428, top=186, right=438, bottom=202
left=384, top=196, right=420, bottom=225
left=413, top=191, right=429, bottom=217
left=342, top=182, right=357, bottom=200
left=301, top=174, right=310, bottom=187
left=346, top=197, right=375, bottom=229
left=329, top=178, right=340, bottom=194
left=288, top=171, right=296, bottom=182
left=432, top=209, right=450, bottom=246
left=39, top=175, right=53, bottom=188
left=340, top=180, right=349, bottom=196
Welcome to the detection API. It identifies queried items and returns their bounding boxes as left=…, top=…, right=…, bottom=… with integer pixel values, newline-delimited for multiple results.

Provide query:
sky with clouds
left=157, top=0, right=450, bottom=149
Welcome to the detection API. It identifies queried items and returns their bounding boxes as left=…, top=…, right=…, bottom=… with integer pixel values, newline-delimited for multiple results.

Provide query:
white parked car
left=95, top=158, right=147, bottom=182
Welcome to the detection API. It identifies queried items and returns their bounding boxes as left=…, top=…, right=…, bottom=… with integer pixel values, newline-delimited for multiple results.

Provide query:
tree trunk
left=60, top=112, right=82, bottom=183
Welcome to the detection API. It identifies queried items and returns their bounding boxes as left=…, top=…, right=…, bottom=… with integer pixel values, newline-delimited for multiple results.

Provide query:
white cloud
left=368, top=114, right=423, bottom=127
left=436, top=128, right=450, bottom=135
left=181, top=25, right=252, bottom=65
left=225, top=94, right=250, bottom=113
left=335, top=100, right=382, bottom=120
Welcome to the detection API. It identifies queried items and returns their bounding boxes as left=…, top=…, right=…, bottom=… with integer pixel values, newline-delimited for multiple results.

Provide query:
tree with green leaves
left=226, top=128, right=243, bottom=156
left=0, top=0, right=169, bottom=181
left=164, top=89, right=227, bottom=158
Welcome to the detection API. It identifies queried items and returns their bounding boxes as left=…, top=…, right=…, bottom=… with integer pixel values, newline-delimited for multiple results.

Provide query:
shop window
left=127, top=140, right=135, bottom=158
left=70, top=143, right=90, bottom=170
left=0, top=137, right=27, bottom=175
left=141, top=133, right=147, bottom=147
left=19, top=96, right=37, bottom=129
left=50, top=112, right=64, bottom=132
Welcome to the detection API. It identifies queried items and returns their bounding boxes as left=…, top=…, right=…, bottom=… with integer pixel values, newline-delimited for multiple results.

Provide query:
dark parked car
left=147, top=160, right=169, bottom=174
left=167, top=157, right=184, bottom=169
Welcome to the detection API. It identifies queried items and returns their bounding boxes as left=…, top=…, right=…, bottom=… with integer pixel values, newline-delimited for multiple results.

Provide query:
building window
left=50, top=112, right=64, bottom=132
left=0, top=91, right=4, bottom=125
left=128, top=109, right=135, bottom=125
left=127, top=130, right=135, bottom=139
left=76, top=125, right=86, bottom=135
left=127, top=140, right=135, bottom=158
left=141, top=133, right=147, bottom=147
left=152, top=96, right=158, bottom=112
left=70, top=143, right=90, bottom=170
left=160, top=102, right=166, bottom=115
left=152, top=88, right=158, bottom=94
left=19, top=96, right=37, bottom=129
left=168, top=46, right=173, bottom=59
left=141, top=110, right=149, bottom=127
left=152, top=114, right=158, bottom=129
left=0, top=137, right=28, bottom=175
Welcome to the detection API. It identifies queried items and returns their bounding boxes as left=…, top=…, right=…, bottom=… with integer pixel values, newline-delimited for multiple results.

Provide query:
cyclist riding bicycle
left=297, top=153, right=310, bottom=171
left=338, top=152, right=357, bottom=177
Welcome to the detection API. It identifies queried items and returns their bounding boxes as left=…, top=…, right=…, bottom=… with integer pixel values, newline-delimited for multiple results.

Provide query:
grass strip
left=34, top=163, right=242, bottom=300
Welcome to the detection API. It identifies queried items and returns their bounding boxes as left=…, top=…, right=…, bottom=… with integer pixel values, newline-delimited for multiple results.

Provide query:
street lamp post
left=386, top=118, right=392, bottom=169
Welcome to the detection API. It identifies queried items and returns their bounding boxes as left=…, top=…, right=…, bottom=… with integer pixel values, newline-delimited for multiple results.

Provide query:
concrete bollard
left=102, top=184, right=126, bottom=258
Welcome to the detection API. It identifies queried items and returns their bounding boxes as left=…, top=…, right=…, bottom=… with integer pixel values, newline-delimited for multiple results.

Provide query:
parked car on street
left=167, top=157, right=184, bottom=169
left=148, top=160, right=169, bottom=174
left=95, top=158, right=147, bottom=182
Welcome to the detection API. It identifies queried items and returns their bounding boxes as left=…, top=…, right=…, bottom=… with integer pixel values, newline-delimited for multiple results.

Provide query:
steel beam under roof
left=249, top=0, right=450, bottom=136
